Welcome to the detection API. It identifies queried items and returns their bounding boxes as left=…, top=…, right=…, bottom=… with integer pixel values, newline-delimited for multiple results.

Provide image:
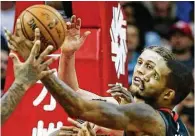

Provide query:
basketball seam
left=30, top=6, right=66, bottom=38
left=26, top=10, right=58, bottom=49
left=21, top=12, right=30, bottom=40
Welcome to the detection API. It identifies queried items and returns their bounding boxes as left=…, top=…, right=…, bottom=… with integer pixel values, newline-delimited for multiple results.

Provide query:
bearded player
left=5, top=15, right=193, bottom=135
left=58, top=16, right=193, bottom=135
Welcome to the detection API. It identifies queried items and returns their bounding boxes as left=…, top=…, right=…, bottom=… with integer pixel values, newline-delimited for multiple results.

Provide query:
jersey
left=123, top=108, right=190, bottom=136
left=159, top=108, right=190, bottom=136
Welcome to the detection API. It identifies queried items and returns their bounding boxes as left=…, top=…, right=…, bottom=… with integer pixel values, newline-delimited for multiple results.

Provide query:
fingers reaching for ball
left=15, top=19, right=25, bottom=37
left=66, top=15, right=82, bottom=31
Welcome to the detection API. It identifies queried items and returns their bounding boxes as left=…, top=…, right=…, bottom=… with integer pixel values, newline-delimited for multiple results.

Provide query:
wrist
left=14, top=80, right=31, bottom=91
left=61, top=51, right=75, bottom=60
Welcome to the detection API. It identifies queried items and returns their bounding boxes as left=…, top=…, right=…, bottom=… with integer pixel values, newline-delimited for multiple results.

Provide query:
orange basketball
left=18, top=4, right=66, bottom=53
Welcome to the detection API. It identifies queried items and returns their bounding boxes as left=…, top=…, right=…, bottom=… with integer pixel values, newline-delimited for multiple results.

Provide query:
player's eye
left=137, top=60, right=142, bottom=65
left=146, top=64, right=153, bottom=70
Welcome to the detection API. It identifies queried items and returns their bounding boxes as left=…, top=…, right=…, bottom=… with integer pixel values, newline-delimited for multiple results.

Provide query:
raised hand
left=107, top=84, right=134, bottom=104
left=11, top=40, right=56, bottom=89
left=4, top=19, right=40, bottom=60
left=61, top=15, right=91, bottom=56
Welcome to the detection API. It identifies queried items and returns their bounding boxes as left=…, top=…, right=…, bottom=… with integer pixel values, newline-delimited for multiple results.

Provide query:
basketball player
left=57, top=15, right=193, bottom=136
left=57, top=22, right=193, bottom=135
left=6, top=16, right=193, bottom=135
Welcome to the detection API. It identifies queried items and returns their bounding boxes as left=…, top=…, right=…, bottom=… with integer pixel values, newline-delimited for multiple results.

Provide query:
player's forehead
left=139, top=49, right=171, bottom=75
left=139, top=49, right=164, bottom=64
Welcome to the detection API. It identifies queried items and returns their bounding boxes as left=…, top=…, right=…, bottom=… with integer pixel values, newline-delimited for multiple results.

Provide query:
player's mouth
left=133, top=76, right=144, bottom=91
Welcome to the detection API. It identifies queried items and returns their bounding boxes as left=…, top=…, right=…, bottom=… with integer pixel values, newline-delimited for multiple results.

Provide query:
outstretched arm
left=1, top=82, right=28, bottom=124
left=1, top=41, right=55, bottom=125
left=58, top=52, right=79, bottom=91
left=41, top=74, right=165, bottom=134
left=58, top=15, right=118, bottom=104
left=58, top=15, right=90, bottom=91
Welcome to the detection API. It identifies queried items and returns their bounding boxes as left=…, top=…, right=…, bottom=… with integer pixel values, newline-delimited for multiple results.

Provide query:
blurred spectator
left=1, top=1, right=15, bottom=36
left=176, top=91, right=194, bottom=136
left=168, top=21, right=194, bottom=71
left=144, top=2, right=178, bottom=40
left=145, top=31, right=161, bottom=47
left=1, top=35, right=9, bottom=95
left=169, top=21, right=194, bottom=135
left=127, top=25, right=140, bottom=85
left=122, top=2, right=153, bottom=52
left=46, top=1, right=73, bottom=21
left=189, top=6, right=194, bottom=36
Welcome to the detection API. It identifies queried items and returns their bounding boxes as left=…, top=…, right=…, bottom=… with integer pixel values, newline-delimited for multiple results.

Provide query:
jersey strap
left=159, top=111, right=169, bottom=136
left=159, top=108, right=179, bottom=122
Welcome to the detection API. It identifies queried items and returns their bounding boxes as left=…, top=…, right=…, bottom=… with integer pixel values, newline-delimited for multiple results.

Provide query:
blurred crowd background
left=1, top=1, right=194, bottom=135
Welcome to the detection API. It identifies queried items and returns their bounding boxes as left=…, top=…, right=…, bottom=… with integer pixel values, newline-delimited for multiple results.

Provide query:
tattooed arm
left=1, top=41, right=55, bottom=125
left=1, top=82, right=28, bottom=124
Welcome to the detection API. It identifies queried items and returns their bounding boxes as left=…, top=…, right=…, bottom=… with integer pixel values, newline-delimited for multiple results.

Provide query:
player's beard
left=130, top=86, right=160, bottom=108
left=134, top=91, right=158, bottom=107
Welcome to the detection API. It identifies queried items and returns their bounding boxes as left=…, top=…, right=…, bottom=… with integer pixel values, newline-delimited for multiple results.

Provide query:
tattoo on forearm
left=41, top=74, right=125, bottom=129
left=1, top=82, right=26, bottom=124
left=91, top=99, right=107, bottom=102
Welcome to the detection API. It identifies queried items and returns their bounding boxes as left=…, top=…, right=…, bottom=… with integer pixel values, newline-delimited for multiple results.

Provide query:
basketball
left=18, top=4, right=66, bottom=53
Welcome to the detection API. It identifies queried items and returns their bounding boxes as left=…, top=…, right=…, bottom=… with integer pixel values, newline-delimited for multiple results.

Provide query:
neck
left=174, top=51, right=191, bottom=61
left=157, top=105, right=174, bottom=110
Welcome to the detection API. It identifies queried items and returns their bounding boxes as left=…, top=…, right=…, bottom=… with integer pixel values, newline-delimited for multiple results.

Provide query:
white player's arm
left=58, top=53, right=79, bottom=91
left=58, top=50, right=118, bottom=104
left=58, top=15, right=90, bottom=91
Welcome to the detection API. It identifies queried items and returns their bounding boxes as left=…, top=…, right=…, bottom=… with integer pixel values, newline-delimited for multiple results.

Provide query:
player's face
left=131, top=49, right=171, bottom=103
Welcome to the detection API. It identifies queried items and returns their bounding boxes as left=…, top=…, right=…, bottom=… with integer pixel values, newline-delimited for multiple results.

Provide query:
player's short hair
left=144, top=46, right=193, bottom=105
left=144, top=46, right=175, bottom=61
left=166, top=60, right=194, bottom=105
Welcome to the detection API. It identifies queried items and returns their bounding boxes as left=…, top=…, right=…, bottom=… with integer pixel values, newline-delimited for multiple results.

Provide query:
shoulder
left=159, top=110, right=190, bottom=136
left=120, top=103, right=166, bottom=134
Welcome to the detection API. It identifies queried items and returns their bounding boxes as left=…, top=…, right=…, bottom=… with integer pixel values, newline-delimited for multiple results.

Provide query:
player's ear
left=163, top=88, right=175, bottom=101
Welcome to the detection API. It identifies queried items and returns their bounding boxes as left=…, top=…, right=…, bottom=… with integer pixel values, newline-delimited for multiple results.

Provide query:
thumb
left=9, top=53, right=21, bottom=66
left=79, top=31, right=91, bottom=44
